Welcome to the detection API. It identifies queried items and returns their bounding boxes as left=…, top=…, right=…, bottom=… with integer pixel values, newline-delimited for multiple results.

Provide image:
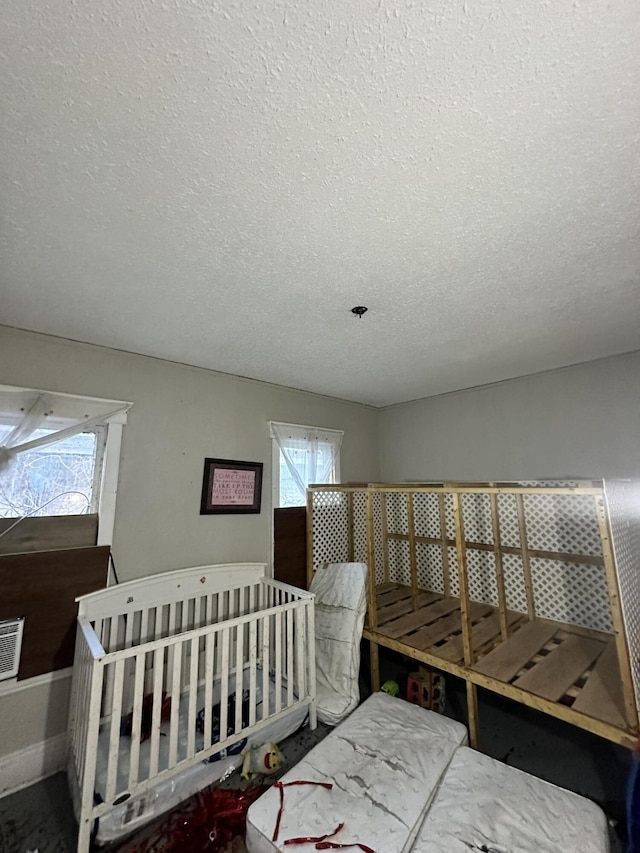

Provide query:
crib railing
left=68, top=578, right=315, bottom=853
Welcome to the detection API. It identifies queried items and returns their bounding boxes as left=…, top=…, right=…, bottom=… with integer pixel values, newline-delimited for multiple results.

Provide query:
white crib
left=66, top=562, right=316, bottom=853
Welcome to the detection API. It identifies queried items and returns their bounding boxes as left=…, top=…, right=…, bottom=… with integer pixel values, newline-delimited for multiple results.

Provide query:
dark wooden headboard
left=0, top=545, right=109, bottom=679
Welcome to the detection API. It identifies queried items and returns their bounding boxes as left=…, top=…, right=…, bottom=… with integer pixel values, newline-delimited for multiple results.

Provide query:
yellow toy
left=241, top=742, right=281, bottom=780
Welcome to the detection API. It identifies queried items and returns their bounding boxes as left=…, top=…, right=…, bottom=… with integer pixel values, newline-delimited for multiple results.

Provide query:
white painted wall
left=379, top=351, right=640, bottom=482
left=0, top=325, right=379, bottom=770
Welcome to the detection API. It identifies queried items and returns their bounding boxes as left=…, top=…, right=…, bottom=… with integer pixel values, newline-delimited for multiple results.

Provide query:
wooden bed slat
left=437, top=610, right=523, bottom=664
left=377, top=586, right=414, bottom=607
left=403, top=602, right=493, bottom=652
left=513, top=635, right=604, bottom=701
left=472, top=620, right=558, bottom=682
left=570, top=642, right=628, bottom=728
left=382, top=597, right=462, bottom=640
left=378, top=590, right=441, bottom=624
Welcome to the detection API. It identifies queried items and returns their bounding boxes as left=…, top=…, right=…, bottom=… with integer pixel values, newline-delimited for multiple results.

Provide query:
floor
left=0, top=654, right=631, bottom=853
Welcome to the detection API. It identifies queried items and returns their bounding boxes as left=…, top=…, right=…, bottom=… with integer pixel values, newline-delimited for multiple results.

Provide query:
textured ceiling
left=1, top=1, right=639, bottom=407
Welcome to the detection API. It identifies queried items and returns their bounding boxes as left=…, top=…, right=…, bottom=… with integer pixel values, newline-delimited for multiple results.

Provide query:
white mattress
left=311, top=562, right=367, bottom=726
left=246, top=693, right=468, bottom=853
left=94, top=678, right=308, bottom=845
left=412, top=746, right=610, bottom=853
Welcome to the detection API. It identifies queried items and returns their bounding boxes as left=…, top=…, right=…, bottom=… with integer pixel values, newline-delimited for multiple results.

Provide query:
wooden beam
left=438, top=494, right=451, bottom=597
left=365, top=490, right=378, bottom=631
left=305, top=488, right=315, bottom=588
left=381, top=493, right=390, bottom=584
left=453, top=493, right=474, bottom=666
left=407, top=493, right=419, bottom=610
left=490, top=493, right=509, bottom=640
left=516, top=494, right=536, bottom=620
left=0, top=514, right=98, bottom=556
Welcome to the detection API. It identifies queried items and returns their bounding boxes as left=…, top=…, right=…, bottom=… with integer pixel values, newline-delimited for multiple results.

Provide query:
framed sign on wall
left=200, top=457, right=263, bottom=515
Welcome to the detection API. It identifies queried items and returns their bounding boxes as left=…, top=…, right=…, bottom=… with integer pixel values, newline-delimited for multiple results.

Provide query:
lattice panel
left=387, top=538, right=411, bottom=586
left=522, top=494, right=602, bottom=557
left=462, top=494, right=493, bottom=545
left=416, top=542, right=445, bottom=593
left=466, top=548, right=499, bottom=606
left=497, top=493, right=520, bottom=549
left=311, top=491, right=349, bottom=574
left=604, top=480, right=640, bottom=715
left=530, top=557, right=613, bottom=632
left=502, top=553, right=529, bottom=613
left=352, top=491, right=368, bottom=564
left=413, top=492, right=441, bottom=538
left=384, top=492, right=409, bottom=536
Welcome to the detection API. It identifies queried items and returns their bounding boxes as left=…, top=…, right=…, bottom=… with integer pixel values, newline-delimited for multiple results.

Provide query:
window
left=270, top=421, right=343, bottom=508
left=0, top=425, right=105, bottom=518
left=0, top=384, right=130, bottom=546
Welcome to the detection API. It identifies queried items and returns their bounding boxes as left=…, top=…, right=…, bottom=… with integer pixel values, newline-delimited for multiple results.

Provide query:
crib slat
left=275, top=611, right=282, bottom=713
left=128, top=652, right=146, bottom=788
left=93, top=618, right=103, bottom=646
left=105, top=659, right=125, bottom=802
left=140, top=609, right=149, bottom=645
left=249, top=620, right=257, bottom=726
left=286, top=609, right=294, bottom=706
left=168, top=640, right=182, bottom=768
left=187, top=636, right=199, bottom=758
left=108, top=615, right=118, bottom=651
left=203, top=632, right=215, bottom=750
left=124, top=611, right=135, bottom=648
left=262, top=615, right=270, bottom=721
left=148, top=647, right=164, bottom=778
left=307, top=600, right=318, bottom=729
left=153, top=606, right=162, bottom=640
left=219, top=627, right=230, bottom=747
left=235, top=621, right=244, bottom=732
left=295, top=606, right=306, bottom=700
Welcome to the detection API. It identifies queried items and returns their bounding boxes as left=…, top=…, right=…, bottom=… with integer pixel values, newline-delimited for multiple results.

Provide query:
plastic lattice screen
left=384, top=492, right=409, bottom=536
left=521, top=493, right=602, bottom=557
left=416, top=542, right=445, bottom=594
left=387, top=538, right=411, bottom=585
left=311, top=490, right=350, bottom=574
left=412, top=492, right=441, bottom=538
left=604, top=480, right=640, bottom=714
left=530, top=557, right=613, bottom=632
left=462, top=494, right=494, bottom=545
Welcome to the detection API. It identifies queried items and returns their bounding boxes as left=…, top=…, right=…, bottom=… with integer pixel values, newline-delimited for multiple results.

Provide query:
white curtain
left=0, top=387, right=131, bottom=475
left=270, top=421, right=343, bottom=506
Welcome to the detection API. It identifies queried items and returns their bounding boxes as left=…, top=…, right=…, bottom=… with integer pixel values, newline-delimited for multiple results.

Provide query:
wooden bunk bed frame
left=307, top=480, right=640, bottom=750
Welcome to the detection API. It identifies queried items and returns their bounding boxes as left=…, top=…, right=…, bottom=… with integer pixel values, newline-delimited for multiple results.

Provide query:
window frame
left=0, top=384, right=130, bottom=547
left=269, top=421, right=343, bottom=510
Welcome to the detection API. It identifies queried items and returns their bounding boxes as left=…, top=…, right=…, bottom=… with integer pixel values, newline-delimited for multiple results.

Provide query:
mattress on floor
left=411, top=746, right=610, bottom=853
left=246, top=693, right=468, bottom=853
left=94, top=679, right=308, bottom=845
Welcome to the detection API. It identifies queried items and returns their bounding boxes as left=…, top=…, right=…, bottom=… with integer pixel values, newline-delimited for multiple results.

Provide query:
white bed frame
left=66, top=562, right=316, bottom=853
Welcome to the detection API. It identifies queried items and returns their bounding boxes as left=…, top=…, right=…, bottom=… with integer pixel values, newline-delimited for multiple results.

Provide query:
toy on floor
left=380, top=680, right=400, bottom=697
left=241, top=742, right=281, bottom=780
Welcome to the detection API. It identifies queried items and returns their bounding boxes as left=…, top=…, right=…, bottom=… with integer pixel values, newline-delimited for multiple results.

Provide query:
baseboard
left=0, top=732, right=67, bottom=798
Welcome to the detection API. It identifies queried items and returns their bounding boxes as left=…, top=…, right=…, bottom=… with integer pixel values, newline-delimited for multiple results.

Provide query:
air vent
left=0, top=618, right=25, bottom=681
